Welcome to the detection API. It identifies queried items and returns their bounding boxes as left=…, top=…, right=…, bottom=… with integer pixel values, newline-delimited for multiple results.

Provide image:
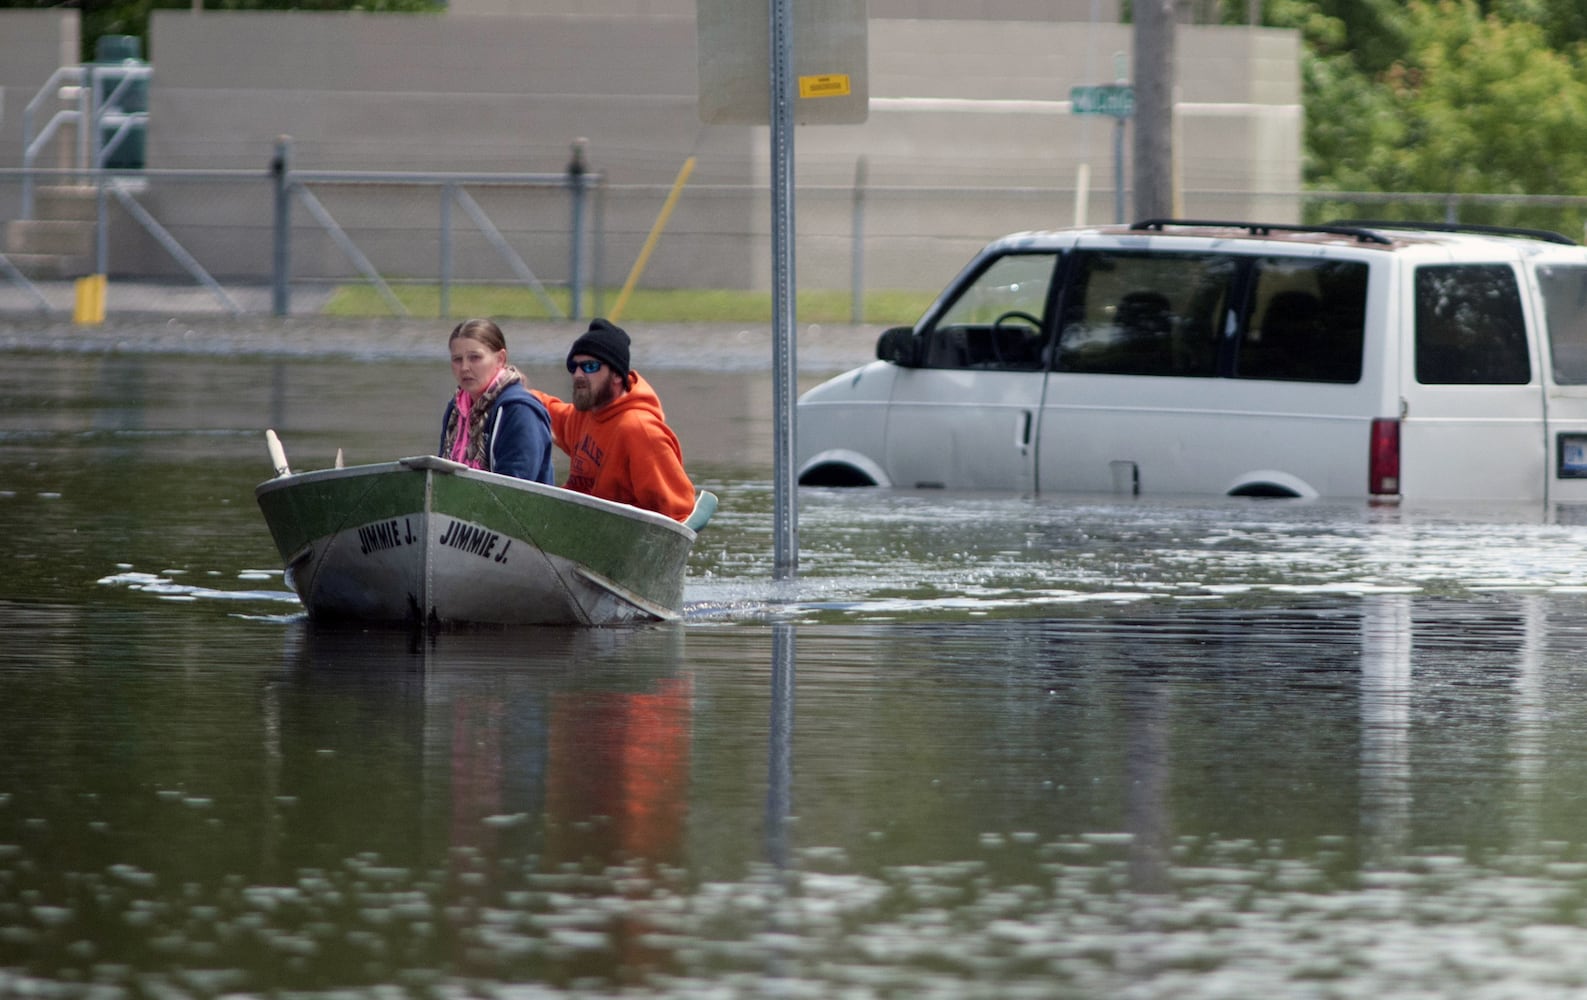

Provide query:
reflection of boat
left=255, top=448, right=716, bottom=626
left=270, top=621, right=693, bottom=907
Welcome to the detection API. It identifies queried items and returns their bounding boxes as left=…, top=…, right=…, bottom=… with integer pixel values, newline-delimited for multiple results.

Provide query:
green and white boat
left=255, top=433, right=715, bottom=627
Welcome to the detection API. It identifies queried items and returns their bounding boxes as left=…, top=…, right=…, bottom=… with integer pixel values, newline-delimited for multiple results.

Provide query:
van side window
left=921, top=252, right=1058, bottom=371
left=1235, top=258, right=1367, bottom=383
left=1056, top=251, right=1230, bottom=376
left=1415, top=265, right=1530, bottom=385
left=1538, top=264, right=1587, bottom=385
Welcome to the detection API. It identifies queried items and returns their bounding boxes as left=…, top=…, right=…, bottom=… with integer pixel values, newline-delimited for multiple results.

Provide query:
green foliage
left=1297, top=0, right=1587, bottom=235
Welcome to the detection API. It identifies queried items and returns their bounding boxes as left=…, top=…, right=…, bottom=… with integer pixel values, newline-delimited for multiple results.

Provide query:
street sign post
left=1070, top=84, right=1134, bottom=223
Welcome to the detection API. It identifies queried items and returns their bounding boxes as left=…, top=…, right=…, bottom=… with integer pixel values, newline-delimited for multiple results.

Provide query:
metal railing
left=7, top=158, right=1587, bottom=320
left=0, top=153, right=604, bottom=319
left=20, top=63, right=152, bottom=220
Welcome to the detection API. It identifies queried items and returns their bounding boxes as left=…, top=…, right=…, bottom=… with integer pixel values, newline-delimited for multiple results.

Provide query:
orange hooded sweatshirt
left=532, top=372, right=697, bottom=522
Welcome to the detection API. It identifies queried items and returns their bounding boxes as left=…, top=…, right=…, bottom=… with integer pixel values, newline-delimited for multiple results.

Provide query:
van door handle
left=1017, top=410, right=1032, bottom=449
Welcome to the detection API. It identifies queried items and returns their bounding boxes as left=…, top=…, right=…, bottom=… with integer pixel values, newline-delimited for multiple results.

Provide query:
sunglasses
left=568, top=359, right=604, bottom=374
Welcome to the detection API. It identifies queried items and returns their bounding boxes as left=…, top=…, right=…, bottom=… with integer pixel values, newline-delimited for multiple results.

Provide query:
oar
left=265, top=428, right=292, bottom=478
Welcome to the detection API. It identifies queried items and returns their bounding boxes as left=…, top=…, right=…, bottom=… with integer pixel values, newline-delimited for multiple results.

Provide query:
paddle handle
left=265, top=429, right=291, bottom=477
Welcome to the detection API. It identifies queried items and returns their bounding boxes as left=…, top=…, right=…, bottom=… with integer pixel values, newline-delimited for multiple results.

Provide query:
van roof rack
left=1129, top=219, right=1393, bottom=245
left=1327, top=219, right=1577, bottom=246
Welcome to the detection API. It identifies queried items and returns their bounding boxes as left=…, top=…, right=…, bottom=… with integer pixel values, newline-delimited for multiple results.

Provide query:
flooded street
left=7, top=342, right=1587, bottom=997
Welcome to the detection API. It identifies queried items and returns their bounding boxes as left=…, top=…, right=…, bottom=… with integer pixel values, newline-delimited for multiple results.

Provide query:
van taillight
left=1369, top=418, right=1400, bottom=496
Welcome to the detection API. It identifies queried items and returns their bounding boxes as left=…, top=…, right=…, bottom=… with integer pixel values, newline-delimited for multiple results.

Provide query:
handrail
left=20, top=64, right=152, bottom=220
left=21, top=67, right=87, bottom=218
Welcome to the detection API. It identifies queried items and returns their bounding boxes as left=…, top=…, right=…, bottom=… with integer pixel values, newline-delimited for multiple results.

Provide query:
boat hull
left=256, top=456, right=698, bottom=626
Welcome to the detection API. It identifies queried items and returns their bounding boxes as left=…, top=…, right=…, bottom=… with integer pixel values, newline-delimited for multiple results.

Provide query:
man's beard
left=572, top=378, right=617, bottom=412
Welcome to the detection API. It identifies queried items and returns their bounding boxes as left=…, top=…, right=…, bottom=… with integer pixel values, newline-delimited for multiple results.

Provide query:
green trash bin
left=93, top=34, right=147, bottom=170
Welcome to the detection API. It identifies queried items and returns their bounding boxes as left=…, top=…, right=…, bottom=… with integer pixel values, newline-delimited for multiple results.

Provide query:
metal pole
left=1114, top=117, right=1126, bottom=224
left=271, top=136, right=292, bottom=317
left=851, top=155, right=867, bottom=325
left=95, top=174, right=109, bottom=276
left=593, top=178, right=606, bottom=319
left=770, top=0, right=798, bottom=580
left=1132, top=0, right=1175, bottom=219
left=568, top=137, right=588, bottom=320
left=440, top=181, right=453, bottom=319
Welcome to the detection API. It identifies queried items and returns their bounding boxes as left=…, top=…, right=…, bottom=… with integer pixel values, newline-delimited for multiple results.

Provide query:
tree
left=1286, top=0, right=1587, bottom=233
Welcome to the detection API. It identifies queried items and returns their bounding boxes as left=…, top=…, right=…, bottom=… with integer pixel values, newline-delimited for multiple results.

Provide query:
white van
left=797, top=219, right=1587, bottom=502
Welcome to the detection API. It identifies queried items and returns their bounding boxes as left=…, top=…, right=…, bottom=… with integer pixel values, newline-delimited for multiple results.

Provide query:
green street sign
left=1070, top=84, right=1135, bottom=119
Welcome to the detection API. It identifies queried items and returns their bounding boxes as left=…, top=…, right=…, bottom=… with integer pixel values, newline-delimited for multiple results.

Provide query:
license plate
left=1558, top=434, right=1587, bottom=479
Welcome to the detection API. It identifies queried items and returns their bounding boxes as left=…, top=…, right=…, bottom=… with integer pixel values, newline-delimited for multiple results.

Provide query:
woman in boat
left=439, top=318, right=556, bottom=484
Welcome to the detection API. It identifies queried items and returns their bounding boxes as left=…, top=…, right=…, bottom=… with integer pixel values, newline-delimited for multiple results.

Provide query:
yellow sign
left=799, top=74, right=852, bottom=99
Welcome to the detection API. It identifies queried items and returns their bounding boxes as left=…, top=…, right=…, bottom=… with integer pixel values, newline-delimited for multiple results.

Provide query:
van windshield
left=921, top=252, right=1059, bottom=370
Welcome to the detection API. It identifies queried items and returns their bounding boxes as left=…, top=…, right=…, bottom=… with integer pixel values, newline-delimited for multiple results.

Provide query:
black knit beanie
left=568, top=318, right=631, bottom=379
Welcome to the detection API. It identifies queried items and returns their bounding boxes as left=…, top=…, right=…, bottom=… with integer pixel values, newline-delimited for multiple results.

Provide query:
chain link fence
left=5, top=160, right=1587, bottom=321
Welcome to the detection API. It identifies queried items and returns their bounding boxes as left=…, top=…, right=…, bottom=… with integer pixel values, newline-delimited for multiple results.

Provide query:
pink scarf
left=442, top=365, right=522, bottom=469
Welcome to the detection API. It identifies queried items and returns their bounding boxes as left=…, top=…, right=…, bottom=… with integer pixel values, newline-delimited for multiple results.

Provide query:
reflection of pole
left=1360, top=594, right=1412, bottom=860
left=766, top=623, right=796, bottom=868
left=769, top=0, right=799, bottom=579
left=1511, top=594, right=1546, bottom=849
left=1125, top=678, right=1170, bottom=893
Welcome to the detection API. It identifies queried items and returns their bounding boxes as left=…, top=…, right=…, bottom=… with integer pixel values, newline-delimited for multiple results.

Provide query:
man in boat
left=532, top=318, right=697, bottom=522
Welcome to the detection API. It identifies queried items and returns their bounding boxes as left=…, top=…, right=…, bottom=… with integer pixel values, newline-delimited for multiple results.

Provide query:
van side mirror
left=876, top=326, right=920, bottom=367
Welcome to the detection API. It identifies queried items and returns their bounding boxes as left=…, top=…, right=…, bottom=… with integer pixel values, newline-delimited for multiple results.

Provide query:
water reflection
left=254, top=624, right=699, bottom=987
left=16, top=348, right=1587, bottom=995
left=766, top=623, right=795, bottom=870
left=1360, top=594, right=1412, bottom=860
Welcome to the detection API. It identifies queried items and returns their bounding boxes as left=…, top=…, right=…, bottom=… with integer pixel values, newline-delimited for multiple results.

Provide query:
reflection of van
left=796, top=220, right=1587, bottom=501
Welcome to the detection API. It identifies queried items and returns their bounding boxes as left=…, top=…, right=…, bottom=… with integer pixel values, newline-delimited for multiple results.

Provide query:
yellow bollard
left=73, top=274, right=106, bottom=325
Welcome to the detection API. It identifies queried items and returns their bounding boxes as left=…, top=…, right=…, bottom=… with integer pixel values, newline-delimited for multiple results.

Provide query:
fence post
left=851, top=155, right=867, bottom=324
left=567, top=137, right=589, bottom=320
left=271, top=136, right=293, bottom=317
left=440, top=181, right=454, bottom=319
left=592, top=178, right=607, bottom=319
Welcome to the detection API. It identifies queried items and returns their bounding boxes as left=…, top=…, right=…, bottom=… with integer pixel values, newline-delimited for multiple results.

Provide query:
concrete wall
left=10, top=7, right=1299, bottom=294
left=0, top=12, right=80, bottom=176
left=449, top=0, right=1120, bottom=21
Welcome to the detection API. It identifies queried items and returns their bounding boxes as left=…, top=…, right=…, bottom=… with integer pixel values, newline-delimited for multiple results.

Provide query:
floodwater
left=8, top=346, right=1587, bottom=997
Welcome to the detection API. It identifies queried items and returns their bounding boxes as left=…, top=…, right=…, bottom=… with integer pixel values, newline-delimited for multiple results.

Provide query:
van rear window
left=1414, top=265, right=1530, bottom=385
left=1234, top=258, right=1367, bottom=383
left=1538, top=264, right=1587, bottom=385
